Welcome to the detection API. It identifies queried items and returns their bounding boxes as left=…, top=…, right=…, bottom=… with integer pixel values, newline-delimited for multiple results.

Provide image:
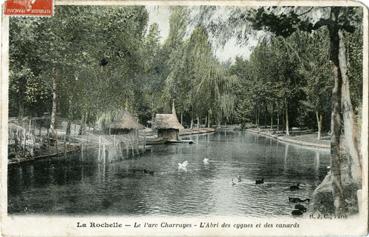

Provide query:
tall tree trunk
left=285, top=100, right=289, bottom=136
left=338, top=30, right=362, bottom=185
left=270, top=104, right=274, bottom=130
left=18, top=101, right=24, bottom=121
left=50, top=68, right=58, bottom=135
left=264, top=104, right=267, bottom=128
left=79, top=113, right=85, bottom=135
left=151, top=100, right=155, bottom=127
left=255, top=108, right=258, bottom=127
left=180, top=112, right=183, bottom=125
left=315, top=111, right=323, bottom=140
left=79, top=111, right=88, bottom=135
left=329, top=22, right=346, bottom=214
left=66, top=98, right=72, bottom=136
left=190, top=110, right=194, bottom=129
left=207, top=110, right=211, bottom=128
left=277, top=112, right=280, bottom=131
left=197, top=116, right=200, bottom=128
left=66, top=120, right=71, bottom=136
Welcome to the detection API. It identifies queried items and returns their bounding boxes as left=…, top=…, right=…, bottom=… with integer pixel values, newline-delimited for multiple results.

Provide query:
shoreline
left=8, top=127, right=328, bottom=166
left=179, top=127, right=216, bottom=136
left=246, top=128, right=330, bottom=150
left=8, top=144, right=81, bottom=166
left=8, top=128, right=216, bottom=165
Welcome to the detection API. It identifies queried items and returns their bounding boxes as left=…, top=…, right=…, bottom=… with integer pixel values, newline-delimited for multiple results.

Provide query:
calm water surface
left=8, top=131, right=330, bottom=216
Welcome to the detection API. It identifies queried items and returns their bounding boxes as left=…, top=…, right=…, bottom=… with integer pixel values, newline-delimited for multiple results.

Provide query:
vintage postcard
left=0, top=0, right=368, bottom=236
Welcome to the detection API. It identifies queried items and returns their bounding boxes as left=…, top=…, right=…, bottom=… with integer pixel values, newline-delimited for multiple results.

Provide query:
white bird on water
left=178, top=161, right=188, bottom=171
left=203, top=158, right=209, bottom=165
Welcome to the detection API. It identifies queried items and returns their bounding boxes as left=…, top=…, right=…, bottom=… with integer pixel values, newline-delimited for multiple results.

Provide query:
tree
left=9, top=6, right=149, bottom=132
left=193, top=6, right=363, bottom=214
left=248, top=8, right=363, bottom=199
left=294, top=29, right=332, bottom=139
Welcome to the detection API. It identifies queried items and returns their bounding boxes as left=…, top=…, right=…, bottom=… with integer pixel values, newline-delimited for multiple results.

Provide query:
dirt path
left=247, top=128, right=330, bottom=150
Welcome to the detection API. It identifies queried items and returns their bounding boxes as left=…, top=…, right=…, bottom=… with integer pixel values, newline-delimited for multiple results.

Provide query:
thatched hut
left=154, top=112, right=184, bottom=141
left=107, top=110, right=144, bottom=135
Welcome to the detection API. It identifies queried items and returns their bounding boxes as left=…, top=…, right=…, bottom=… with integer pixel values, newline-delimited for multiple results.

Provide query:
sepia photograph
left=1, top=1, right=368, bottom=236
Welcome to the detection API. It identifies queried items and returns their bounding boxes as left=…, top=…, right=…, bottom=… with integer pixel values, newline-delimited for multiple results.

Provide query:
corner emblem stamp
left=4, top=0, right=53, bottom=16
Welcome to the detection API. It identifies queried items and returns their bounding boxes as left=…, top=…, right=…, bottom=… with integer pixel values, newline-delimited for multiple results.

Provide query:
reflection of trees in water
left=8, top=132, right=332, bottom=214
left=314, top=151, right=320, bottom=178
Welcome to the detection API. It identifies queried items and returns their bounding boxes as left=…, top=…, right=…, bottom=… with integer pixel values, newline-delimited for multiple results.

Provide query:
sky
left=146, top=6, right=259, bottom=63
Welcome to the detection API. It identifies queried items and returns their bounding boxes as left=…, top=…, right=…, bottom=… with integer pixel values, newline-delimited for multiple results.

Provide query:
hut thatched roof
left=108, top=111, right=144, bottom=130
left=154, top=114, right=184, bottom=130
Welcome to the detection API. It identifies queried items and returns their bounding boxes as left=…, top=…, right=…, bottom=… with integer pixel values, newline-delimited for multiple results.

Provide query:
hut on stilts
left=154, top=101, right=184, bottom=141
left=100, top=110, right=146, bottom=159
left=107, top=110, right=144, bottom=135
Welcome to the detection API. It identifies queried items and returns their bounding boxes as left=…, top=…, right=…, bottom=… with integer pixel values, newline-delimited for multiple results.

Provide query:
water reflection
left=8, top=131, right=330, bottom=216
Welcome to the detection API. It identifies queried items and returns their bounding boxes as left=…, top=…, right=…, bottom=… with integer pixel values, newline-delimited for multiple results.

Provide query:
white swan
left=203, top=158, right=209, bottom=165
left=178, top=161, right=188, bottom=171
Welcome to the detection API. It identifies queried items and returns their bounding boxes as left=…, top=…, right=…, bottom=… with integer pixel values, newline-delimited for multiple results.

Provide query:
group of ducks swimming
left=177, top=158, right=310, bottom=217
left=288, top=183, right=310, bottom=216
left=234, top=177, right=310, bottom=216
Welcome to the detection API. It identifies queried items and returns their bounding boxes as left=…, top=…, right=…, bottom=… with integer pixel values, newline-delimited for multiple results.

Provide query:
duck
left=255, top=178, right=264, bottom=184
left=237, top=175, right=241, bottom=182
left=232, top=178, right=236, bottom=186
left=143, top=169, right=154, bottom=176
left=288, top=197, right=310, bottom=203
left=294, top=204, right=307, bottom=212
left=178, top=161, right=188, bottom=171
left=290, top=183, right=300, bottom=191
left=291, top=209, right=304, bottom=216
left=203, top=158, right=209, bottom=165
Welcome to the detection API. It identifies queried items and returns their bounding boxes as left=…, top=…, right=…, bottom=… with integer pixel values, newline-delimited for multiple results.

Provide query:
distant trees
left=295, top=29, right=332, bottom=140
left=10, top=6, right=148, bottom=129
left=9, top=6, right=363, bottom=134
left=160, top=7, right=238, bottom=128
left=229, top=29, right=333, bottom=138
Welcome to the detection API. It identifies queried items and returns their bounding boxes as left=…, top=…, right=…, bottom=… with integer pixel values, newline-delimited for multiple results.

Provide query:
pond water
left=8, top=131, right=330, bottom=217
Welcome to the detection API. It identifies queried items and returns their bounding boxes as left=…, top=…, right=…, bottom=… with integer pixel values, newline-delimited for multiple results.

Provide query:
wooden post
left=47, top=128, right=49, bottom=148
left=23, top=128, right=26, bottom=150
left=64, top=133, right=66, bottom=156
left=125, top=142, right=129, bottom=157
left=98, top=136, right=101, bottom=162
left=28, top=119, right=31, bottom=133
left=14, top=130, right=18, bottom=152
left=81, top=143, right=84, bottom=161
left=103, top=144, right=106, bottom=163
left=55, top=130, right=58, bottom=154
left=31, top=132, right=35, bottom=156
left=136, top=130, right=139, bottom=154
left=143, top=132, right=146, bottom=150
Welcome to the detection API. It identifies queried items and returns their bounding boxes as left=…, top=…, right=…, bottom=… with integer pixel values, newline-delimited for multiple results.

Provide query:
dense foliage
left=9, top=6, right=363, bottom=135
